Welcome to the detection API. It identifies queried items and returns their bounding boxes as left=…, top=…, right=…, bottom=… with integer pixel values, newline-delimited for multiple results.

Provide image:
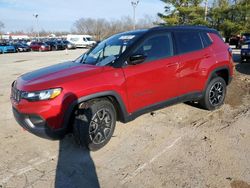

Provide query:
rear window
left=175, top=31, right=203, bottom=54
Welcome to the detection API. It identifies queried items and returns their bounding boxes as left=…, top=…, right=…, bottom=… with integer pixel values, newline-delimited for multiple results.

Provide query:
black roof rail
left=148, top=25, right=212, bottom=31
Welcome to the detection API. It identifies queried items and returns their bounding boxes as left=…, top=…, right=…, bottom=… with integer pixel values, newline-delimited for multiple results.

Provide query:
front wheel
left=73, top=99, right=116, bottom=151
left=199, top=77, right=227, bottom=110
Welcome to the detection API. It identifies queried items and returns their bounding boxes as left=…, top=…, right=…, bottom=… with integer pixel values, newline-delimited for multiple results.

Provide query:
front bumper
left=12, top=107, right=66, bottom=140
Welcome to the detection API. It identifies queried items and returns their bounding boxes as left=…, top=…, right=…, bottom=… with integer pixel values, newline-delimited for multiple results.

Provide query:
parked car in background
left=45, top=41, right=65, bottom=51
left=0, top=43, right=16, bottom=53
left=30, top=42, right=50, bottom=52
left=62, top=40, right=76, bottom=49
left=66, top=34, right=96, bottom=48
left=229, top=35, right=241, bottom=49
left=239, top=33, right=250, bottom=48
left=240, top=40, right=250, bottom=63
left=13, top=43, right=31, bottom=52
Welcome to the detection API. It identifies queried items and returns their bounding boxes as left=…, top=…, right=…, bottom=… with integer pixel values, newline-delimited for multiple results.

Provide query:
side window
left=175, top=31, right=203, bottom=54
left=133, top=33, right=173, bottom=62
left=200, top=32, right=212, bottom=48
left=103, top=45, right=121, bottom=56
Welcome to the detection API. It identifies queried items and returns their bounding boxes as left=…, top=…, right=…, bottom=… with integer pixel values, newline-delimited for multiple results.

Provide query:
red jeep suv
left=11, top=26, right=233, bottom=151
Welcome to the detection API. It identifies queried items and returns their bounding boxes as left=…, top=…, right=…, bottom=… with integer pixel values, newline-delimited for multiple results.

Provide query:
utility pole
left=204, top=0, right=208, bottom=21
left=131, top=1, right=139, bottom=30
left=33, top=13, right=39, bottom=39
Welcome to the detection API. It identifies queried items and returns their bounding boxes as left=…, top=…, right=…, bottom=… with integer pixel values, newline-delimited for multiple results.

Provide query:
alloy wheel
left=89, top=108, right=112, bottom=144
left=209, top=82, right=224, bottom=106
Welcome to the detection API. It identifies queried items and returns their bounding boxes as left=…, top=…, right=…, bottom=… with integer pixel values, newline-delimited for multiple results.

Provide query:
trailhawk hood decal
left=17, top=61, right=102, bottom=90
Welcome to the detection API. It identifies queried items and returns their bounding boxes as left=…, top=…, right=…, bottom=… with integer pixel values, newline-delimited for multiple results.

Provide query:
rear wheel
left=199, top=77, right=227, bottom=110
left=73, top=99, right=116, bottom=151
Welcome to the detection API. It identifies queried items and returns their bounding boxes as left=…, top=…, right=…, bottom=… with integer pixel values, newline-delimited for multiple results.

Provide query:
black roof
left=116, top=25, right=217, bottom=37
left=122, top=25, right=218, bottom=36
left=148, top=25, right=217, bottom=33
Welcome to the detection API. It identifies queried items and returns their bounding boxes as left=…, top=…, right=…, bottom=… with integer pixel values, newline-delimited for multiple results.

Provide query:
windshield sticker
left=119, top=35, right=135, bottom=40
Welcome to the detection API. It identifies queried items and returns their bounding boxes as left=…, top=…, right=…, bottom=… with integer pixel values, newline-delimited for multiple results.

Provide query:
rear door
left=174, top=31, right=213, bottom=95
left=122, top=32, right=180, bottom=113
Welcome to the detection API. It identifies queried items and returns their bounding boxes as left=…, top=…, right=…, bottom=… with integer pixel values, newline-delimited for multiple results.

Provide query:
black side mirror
left=128, top=54, right=147, bottom=65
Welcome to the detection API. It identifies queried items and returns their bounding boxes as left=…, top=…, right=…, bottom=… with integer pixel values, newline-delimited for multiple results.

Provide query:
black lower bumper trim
left=12, top=107, right=67, bottom=140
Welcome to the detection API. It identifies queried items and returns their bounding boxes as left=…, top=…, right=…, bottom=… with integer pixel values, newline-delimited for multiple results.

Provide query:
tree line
left=158, top=0, right=250, bottom=39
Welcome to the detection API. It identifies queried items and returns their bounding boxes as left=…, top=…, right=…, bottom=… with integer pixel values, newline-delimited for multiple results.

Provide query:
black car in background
left=13, top=43, right=31, bottom=52
left=229, top=35, right=241, bottom=48
left=62, top=40, right=76, bottom=49
left=241, top=40, right=250, bottom=63
left=45, top=41, right=65, bottom=51
left=239, top=33, right=250, bottom=48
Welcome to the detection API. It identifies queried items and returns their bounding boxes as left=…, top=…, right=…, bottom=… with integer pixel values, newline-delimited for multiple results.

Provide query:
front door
left=122, top=33, right=180, bottom=113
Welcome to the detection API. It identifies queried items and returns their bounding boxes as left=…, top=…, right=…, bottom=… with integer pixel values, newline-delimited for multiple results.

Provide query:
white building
left=1, top=34, right=30, bottom=40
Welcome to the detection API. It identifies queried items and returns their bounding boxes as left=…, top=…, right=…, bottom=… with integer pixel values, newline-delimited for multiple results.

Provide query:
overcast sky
left=0, top=0, right=165, bottom=32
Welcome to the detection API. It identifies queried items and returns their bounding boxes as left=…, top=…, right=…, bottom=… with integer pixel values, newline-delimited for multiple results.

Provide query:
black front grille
left=11, top=86, right=22, bottom=102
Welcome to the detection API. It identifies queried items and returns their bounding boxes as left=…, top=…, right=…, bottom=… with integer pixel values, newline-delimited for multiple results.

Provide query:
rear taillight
left=228, top=47, right=235, bottom=65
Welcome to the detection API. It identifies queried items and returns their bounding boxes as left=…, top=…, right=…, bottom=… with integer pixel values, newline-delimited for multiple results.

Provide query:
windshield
left=76, top=32, right=143, bottom=66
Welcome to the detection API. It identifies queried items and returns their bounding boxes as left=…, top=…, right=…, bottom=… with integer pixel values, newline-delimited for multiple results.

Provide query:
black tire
left=199, top=77, right=227, bottom=110
left=73, top=99, right=116, bottom=151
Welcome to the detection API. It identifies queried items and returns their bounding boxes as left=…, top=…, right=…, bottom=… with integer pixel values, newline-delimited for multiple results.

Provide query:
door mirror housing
left=128, top=54, right=147, bottom=65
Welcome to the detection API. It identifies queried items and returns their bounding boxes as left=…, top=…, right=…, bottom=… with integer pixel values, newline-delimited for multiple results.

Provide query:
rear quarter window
left=174, top=31, right=203, bottom=54
left=200, top=32, right=213, bottom=48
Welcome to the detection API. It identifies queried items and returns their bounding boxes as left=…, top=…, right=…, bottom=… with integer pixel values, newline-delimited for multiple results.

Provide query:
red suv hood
left=17, top=61, right=102, bottom=91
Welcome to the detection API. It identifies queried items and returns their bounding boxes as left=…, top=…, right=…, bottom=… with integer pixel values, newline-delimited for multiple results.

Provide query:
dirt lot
left=0, top=49, right=250, bottom=188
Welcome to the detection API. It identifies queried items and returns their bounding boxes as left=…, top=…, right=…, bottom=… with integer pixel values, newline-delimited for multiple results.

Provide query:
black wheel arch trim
left=206, top=65, right=232, bottom=88
left=62, top=91, right=129, bottom=130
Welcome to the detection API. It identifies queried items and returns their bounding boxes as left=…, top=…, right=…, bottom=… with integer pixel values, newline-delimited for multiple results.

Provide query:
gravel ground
left=0, top=49, right=249, bottom=188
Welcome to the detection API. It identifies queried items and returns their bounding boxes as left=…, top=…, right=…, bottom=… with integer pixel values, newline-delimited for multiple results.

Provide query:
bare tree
left=73, top=15, right=157, bottom=41
left=73, top=18, right=110, bottom=40
left=137, top=15, right=160, bottom=28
